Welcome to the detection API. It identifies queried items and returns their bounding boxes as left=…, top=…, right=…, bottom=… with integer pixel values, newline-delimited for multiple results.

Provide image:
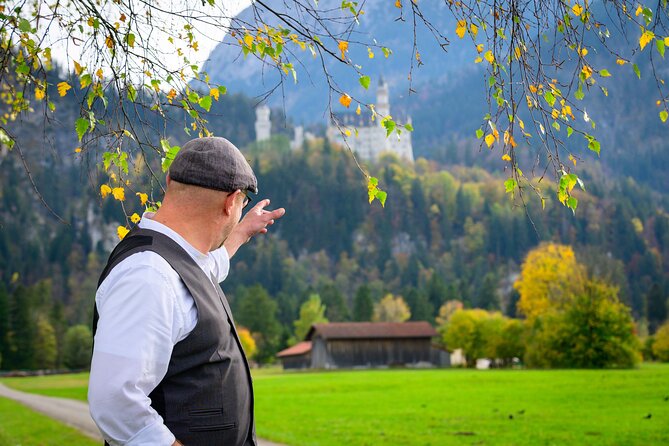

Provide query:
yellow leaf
left=470, top=24, right=478, bottom=38
left=338, top=40, right=349, bottom=59
left=657, top=100, right=662, bottom=106
left=551, top=109, right=559, bottom=119
left=476, top=43, right=484, bottom=53
left=136, top=192, right=148, bottom=206
left=210, top=88, right=220, bottom=101
left=167, top=88, right=177, bottom=103
left=518, top=118, right=525, bottom=130
left=514, top=47, right=521, bottom=59
left=74, top=147, right=82, bottom=153
left=502, top=153, right=512, bottom=161
left=57, top=82, right=71, bottom=97
left=117, top=226, right=130, bottom=240
left=339, top=94, right=352, bottom=108
left=526, top=95, right=533, bottom=108
left=105, top=35, right=114, bottom=49
left=100, top=184, right=112, bottom=198
left=243, top=34, right=254, bottom=47
left=484, top=50, right=494, bottom=64
left=74, top=60, right=84, bottom=76
left=640, top=30, right=655, bottom=51
left=665, top=37, right=669, bottom=46
left=635, top=5, right=643, bottom=16
left=35, top=87, right=45, bottom=100
left=616, top=58, right=627, bottom=65
left=529, top=84, right=538, bottom=93
left=580, top=47, right=588, bottom=57
left=569, top=154, right=577, bottom=166
left=87, top=17, right=95, bottom=27
left=356, top=104, right=361, bottom=115
left=368, top=48, right=375, bottom=59
left=96, top=68, right=103, bottom=79
left=395, top=0, right=402, bottom=7
left=130, top=213, right=141, bottom=224
left=455, top=20, right=466, bottom=39
left=344, top=128, right=351, bottom=137
left=509, top=135, right=517, bottom=147
left=112, top=187, right=125, bottom=201
left=581, top=65, right=593, bottom=79
left=572, top=4, right=583, bottom=16
left=485, top=134, right=495, bottom=147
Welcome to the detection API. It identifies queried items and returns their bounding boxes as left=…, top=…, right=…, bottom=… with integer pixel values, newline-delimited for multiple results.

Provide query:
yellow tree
left=514, top=242, right=587, bottom=319
left=653, top=321, right=669, bottom=362
left=372, top=294, right=411, bottom=323
left=237, top=327, right=257, bottom=361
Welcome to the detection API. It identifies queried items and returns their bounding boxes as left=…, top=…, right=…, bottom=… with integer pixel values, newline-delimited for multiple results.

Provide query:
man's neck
left=151, top=208, right=215, bottom=254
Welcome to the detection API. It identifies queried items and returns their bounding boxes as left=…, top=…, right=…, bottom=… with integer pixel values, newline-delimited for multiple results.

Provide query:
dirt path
left=0, top=383, right=285, bottom=445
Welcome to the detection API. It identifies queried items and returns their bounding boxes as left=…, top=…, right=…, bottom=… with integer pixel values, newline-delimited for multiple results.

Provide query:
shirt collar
left=138, top=212, right=212, bottom=269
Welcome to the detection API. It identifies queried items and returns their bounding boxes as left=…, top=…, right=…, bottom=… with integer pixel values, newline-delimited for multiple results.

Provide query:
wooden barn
left=276, top=321, right=441, bottom=369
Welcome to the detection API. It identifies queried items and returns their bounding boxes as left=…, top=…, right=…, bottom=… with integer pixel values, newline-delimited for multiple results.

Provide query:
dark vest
left=94, top=228, right=256, bottom=446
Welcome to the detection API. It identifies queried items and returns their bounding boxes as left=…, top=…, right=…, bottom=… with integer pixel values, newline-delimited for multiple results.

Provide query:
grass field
left=2, top=365, right=669, bottom=445
left=0, top=397, right=98, bottom=446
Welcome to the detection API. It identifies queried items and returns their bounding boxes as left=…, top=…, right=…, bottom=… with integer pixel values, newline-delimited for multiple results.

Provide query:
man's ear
left=223, top=190, right=240, bottom=216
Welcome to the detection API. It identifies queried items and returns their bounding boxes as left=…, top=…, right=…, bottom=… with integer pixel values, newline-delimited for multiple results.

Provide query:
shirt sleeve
left=210, top=245, right=231, bottom=283
left=89, top=260, right=180, bottom=446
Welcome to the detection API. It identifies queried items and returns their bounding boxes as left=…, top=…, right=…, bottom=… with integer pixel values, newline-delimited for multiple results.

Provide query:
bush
left=653, top=321, right=669, bottom=362
left=62, top=325, right=93, bottom=369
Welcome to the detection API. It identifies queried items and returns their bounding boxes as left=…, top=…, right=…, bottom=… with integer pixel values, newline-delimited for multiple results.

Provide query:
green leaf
left=587, top=137, right=601, bottom=155
left=575, top=84, right=585, bottom=100
left=375, top=190, right=387, bottom=207
left=218, top=85, right=227, bottom=96
left=567, top=126, right=573, bottom=137
left=382, top=118, right=396, bottom=137
left=660, top=110, right=668, bottom=123
left=404, top=123, right=414, bottom=132
left=599, top=69, right=611, bottom=77
left=127, top=85, right=137, bottom=102
left=126, top=33, right=136, bottom=48
left=359, top=75, right=371, bottom=90
left=544, top=91, right=556, bottom=107
left=0, top=128, right=15, bottom=149
left=161, top=143, right=181, bottom=172
left=657, top=39, right=666, bottom=58
left=567, top=196, right=578, bottom=212
left=504, top=178, right=517, bottom=193
left=382, top=47, right=391, bottom=58
left=633, top=63, right=641, bottom=79
left=475, top=128, right=484, bottom=139
left=75, top=118, right=90, bottom=141
left=552, top=121, right=561, bottom=131
left=369, top=176, right=378, bottom=186
left=18, top=19, right=31, bottom=33
left=198, top=95, right=212, bottom=112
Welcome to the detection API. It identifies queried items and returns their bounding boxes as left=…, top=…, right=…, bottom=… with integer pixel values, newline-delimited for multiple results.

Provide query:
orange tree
left=1, top=0, right=668, bottom=226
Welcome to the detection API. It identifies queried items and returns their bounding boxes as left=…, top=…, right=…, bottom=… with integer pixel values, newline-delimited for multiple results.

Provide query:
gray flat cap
left=169, top=137, right=257, bottom=193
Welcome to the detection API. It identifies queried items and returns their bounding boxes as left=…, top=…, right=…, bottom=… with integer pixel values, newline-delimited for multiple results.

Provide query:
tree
left=293, top=294, right=328, bottom=342
left=653, top=321, right=669, bottom=362
left=514, top=243, right=587, bottom=319
left=525, top=280, right=640, bottom=368
left=237, top=328, right=257, bottom=361
left=439, top=308, right=491, bottom=367
left=2, top=0, right=666, bottom=227
left=353, top=285, right=374, bottom=322
left=33, top=315, right=57, bottom=370
left=372, top=294, right=411, bottom=323
left=320, top=283, right=349, bottom=322
left=235, top=285, right=281, bottom=363
left=62, top=325, right=93, bottom=369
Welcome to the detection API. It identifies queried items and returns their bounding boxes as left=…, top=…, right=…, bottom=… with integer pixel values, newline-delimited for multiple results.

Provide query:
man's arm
left=224, top=199, right=285, bottom=259
left=90, top=259, right=185, bottom=446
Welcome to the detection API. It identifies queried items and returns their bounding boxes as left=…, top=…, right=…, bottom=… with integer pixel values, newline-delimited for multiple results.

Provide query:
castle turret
left=255, top=105, right=271, bottom=142
left=376, top=77, right=390, bottom=117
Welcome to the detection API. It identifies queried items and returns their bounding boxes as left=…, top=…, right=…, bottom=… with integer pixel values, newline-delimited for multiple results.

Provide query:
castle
left=255, top=80, right=414, bottom=162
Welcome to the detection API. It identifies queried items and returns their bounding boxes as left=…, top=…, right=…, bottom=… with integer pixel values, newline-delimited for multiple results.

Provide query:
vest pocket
left=188, top=422, right=236, bottom=432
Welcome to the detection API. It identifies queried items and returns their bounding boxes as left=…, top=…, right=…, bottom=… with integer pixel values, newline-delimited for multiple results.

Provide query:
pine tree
left=353, top=285, right=374, bottom=322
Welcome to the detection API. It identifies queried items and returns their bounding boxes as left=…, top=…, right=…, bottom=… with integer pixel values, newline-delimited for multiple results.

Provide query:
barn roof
left=306, top=321, right=437, bottom=341
left=276, top=341, right=312, bottom=358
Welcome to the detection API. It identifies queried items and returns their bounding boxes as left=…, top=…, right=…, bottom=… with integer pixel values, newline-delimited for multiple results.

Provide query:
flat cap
left=169, top=137, right=258, bottom=194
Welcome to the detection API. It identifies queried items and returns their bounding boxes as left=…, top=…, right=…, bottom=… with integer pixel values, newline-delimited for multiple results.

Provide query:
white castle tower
left=255, top=105, right=271, bottom=142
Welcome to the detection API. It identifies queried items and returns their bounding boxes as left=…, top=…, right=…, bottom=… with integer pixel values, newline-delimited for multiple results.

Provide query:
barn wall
left=281, top=353, right=311, bottom=370
left=311, top=336, right=330, bottom=368
left=326, top=338, right=433, bottom=368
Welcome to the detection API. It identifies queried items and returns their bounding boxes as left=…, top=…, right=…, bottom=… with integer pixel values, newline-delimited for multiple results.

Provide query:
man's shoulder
left=97, top=250, right=179, bottom=295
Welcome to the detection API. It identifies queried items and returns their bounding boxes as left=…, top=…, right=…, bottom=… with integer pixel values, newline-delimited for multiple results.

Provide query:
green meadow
left=2, top=365, right=669, bottom=445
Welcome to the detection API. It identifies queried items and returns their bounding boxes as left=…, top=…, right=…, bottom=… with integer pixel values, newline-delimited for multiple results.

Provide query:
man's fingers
left=251, top=199, right=271, bottom=213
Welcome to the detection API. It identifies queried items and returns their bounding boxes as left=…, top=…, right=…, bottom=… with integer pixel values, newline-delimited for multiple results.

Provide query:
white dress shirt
left=89, top=213, right=230, bottom=446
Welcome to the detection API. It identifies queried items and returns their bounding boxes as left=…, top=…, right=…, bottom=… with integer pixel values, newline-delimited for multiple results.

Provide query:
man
left=89, top=137, right=285, bottom=446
